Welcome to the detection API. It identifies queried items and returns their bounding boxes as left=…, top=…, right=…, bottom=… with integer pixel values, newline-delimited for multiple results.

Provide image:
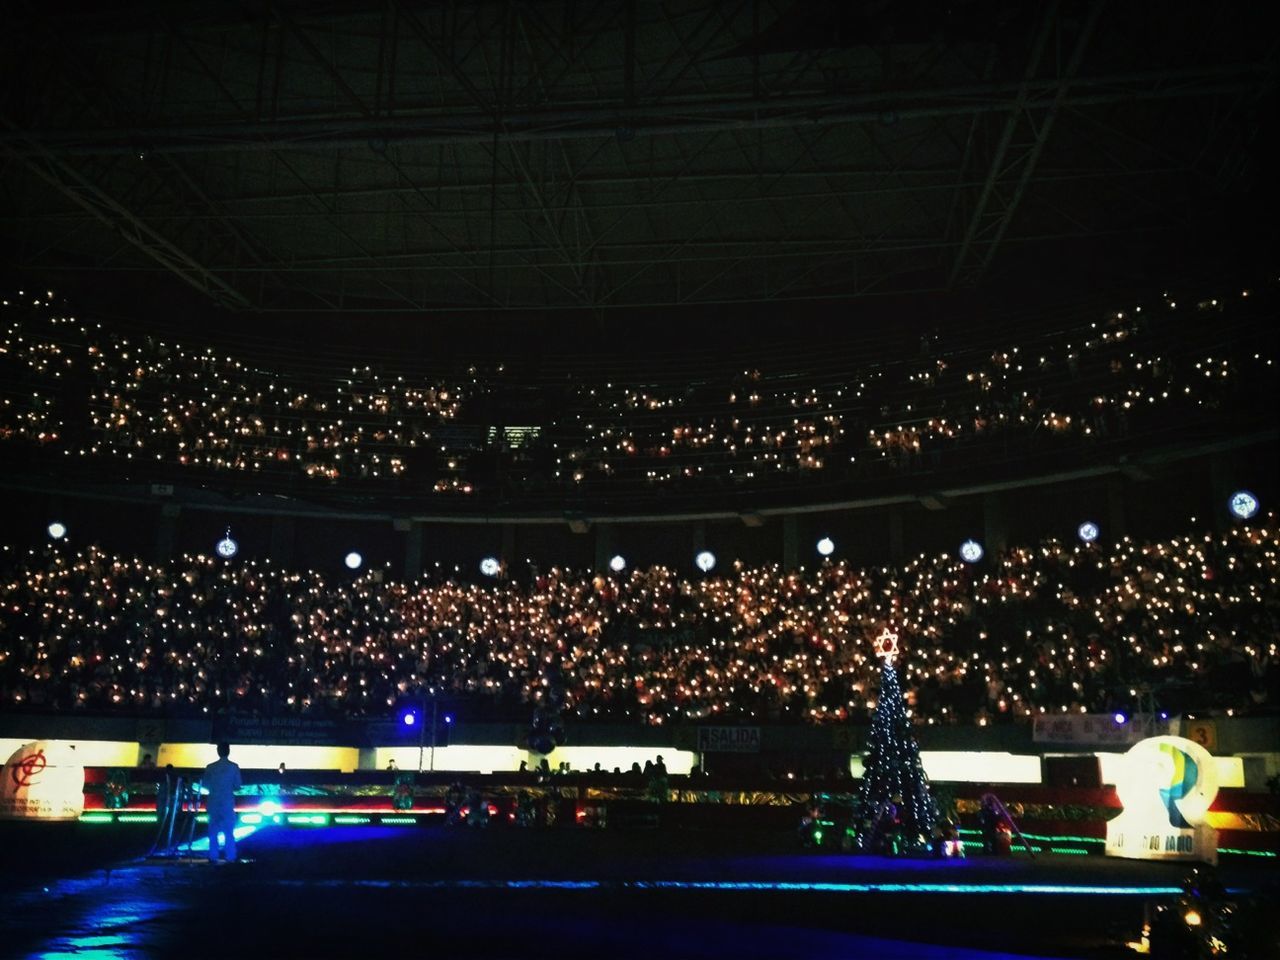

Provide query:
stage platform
left=3, top=823, right=1277, bottom=959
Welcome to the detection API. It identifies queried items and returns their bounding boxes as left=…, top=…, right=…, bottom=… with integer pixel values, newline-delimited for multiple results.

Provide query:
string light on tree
left=857, top=624, right=936, bottom=854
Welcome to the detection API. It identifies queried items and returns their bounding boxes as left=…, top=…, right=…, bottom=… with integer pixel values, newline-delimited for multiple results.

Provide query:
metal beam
left=0, top=125, right=252, bottom=309
left=946, top=3, right=1059, bottom=288
left=43, top=224, right=1166, bottom=274
left=948, top=0, right=1107, bottom=288
left=3, top=63, right=1266, bottom=155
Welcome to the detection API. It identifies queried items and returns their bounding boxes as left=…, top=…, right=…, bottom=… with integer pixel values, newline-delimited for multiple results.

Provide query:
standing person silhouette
left=203, top=743, right=242, bottom=863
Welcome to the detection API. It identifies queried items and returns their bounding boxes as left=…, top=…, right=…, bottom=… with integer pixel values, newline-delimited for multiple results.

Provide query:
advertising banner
left=1032, top=714, right=1150, bottom=746
left=0, top=740, right=85, bottom=821
left=696, top=727, right=762, bottom=754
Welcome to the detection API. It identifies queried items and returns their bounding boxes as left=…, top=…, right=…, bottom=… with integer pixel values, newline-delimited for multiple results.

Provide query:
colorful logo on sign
left=12, top=748, right=47, bottom=788
left=1157, top=743, right=1198, bottom=828
left=1113, top=736, right=1218, bottom=831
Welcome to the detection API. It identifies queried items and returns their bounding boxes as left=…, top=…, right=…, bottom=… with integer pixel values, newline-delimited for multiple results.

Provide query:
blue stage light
left=258, top=800, right=281, bottom=817
left=402, top=711, right=417, bottom=727
left=443, top=714, right=454, bottom=725
left=1113, top=711, right=1127, bottom=725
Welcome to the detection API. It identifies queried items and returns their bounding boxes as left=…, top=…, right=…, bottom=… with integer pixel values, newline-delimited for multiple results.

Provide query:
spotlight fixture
left=695, top=550, right=716, bottom=573
left=1077, top=521, right=1100, bottom=544
left=816, top=537, right=835, bottom=557
left=46, top=521, right=67, bottom=541
left=216, top=527, right=238, bottom=559
left=959, top=539, right=984, bottom=564
left=480, top=556, right=501, bottom=577
left=344, top=551, right=363, bottom=571
left=1229, top=490, right=1259, bottom=520
left=609, top=554, right=626, bottom=573
left=1113, top=711, right=1128, bottom=725
left=401, top=711, right=417, bottom=727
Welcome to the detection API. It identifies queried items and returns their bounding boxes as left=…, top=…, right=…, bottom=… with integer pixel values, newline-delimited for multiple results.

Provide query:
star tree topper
left=874, top=626, right=899, bottom=663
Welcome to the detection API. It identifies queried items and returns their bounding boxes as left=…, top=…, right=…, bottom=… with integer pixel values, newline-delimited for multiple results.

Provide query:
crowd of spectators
left=1, top=284, right=1273, bottom=502
left=2, top=521, right=1275, bottom=725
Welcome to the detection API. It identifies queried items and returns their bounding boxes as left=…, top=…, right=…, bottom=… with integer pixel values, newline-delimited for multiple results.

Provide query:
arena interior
left=1, top=2, right=1278, bottom=958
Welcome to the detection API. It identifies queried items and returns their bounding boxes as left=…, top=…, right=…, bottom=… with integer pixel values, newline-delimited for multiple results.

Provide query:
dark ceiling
left=0, top=0, right=1275, bottom=317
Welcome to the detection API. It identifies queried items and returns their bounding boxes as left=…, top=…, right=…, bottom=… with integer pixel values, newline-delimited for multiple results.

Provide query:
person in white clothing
left=203, top=742, right=242, bottom=862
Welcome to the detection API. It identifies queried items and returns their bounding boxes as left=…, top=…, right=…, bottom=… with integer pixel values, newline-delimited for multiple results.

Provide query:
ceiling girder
left=2, top=63, right=1266, bottom=156
left=948, top=0, right=1107, bottom=289
left=0, top=129, right=252, bottom=309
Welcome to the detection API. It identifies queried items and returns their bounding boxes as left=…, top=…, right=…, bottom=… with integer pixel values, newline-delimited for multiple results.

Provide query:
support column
left=983, top=492, right=1008, bottom=556
left=691, top=520, right=708, bottom=567
left=397, top=519, right=423, bottom=581
left=501, top=523, right=516, bottom=569
left=594, top=523, right=615, bottom=573
left=1208, top=456, right=1233, bottom=533
left=1105, top=477, right=1128, bottom=541
left=269, top=514, right=296, bottom=568
left=782, top=515, right=799, bottom=571
left=155, top=503, right=180, bottom=563
left=888, top=510, right=905, bottom=564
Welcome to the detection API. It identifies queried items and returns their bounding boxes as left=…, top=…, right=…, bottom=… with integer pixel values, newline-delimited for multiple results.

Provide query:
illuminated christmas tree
left=857, top=627, right=936, bottom=852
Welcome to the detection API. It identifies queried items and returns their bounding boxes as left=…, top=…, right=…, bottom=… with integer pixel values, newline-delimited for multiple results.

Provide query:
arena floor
left=3, top=823, right=1277, bottom=959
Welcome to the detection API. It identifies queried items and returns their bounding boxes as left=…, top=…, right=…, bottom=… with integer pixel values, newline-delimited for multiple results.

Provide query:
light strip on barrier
left=627, top=881, right=1186, bottom=895
left=85, top=805, right=451, bottom=817
left=71, top=811, right=1276, bottom=860
left=955, top=827, right=1273, bottom=858
left=957, top=828, right=1104, bottom=845
left=275, top=878, right=1184, bottom=895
